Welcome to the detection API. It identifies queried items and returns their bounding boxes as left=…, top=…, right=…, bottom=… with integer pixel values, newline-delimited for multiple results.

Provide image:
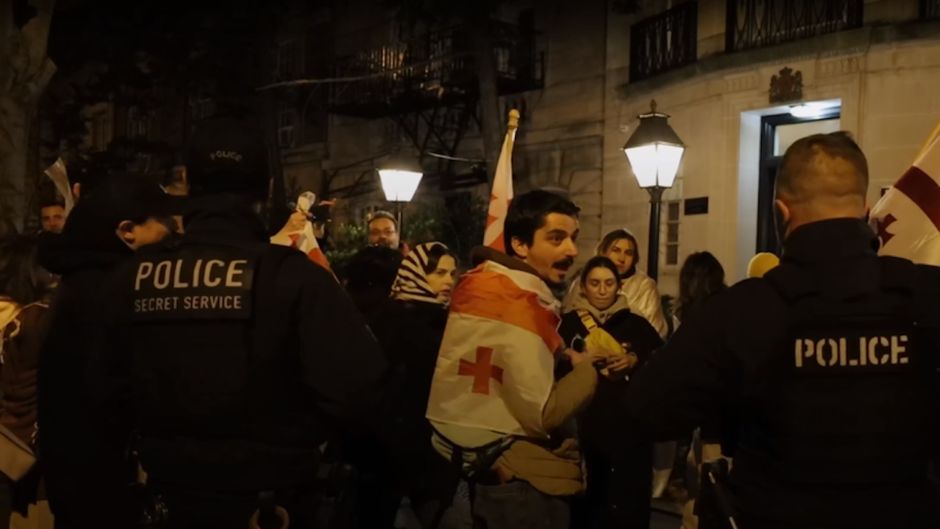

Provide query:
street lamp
left=377, top=153, right=423, bottom=231
left=623, top=100, right=685, bottom=281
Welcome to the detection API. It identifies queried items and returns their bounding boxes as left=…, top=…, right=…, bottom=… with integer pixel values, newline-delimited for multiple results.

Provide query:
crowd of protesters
left=0, top=122, right=937, bottom=529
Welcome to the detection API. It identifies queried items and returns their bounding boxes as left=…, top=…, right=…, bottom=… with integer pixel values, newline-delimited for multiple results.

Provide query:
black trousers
left=159, top=485, right=337, bottom=529
left=572, top=442, right=654, bottom=529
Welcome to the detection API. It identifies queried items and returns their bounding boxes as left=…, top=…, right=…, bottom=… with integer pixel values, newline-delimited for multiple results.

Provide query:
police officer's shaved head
left=775, top=132, right=869, bottom=234
left=777, top=132, right=868, bottom=206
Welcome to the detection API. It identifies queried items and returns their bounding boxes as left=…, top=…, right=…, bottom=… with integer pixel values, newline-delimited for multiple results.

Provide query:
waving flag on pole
left=483, top=109, right=521, bottom=252
left=44, top=157, right=74, bottom=215
left=870, top=122, right=940, bottom=264
left=271, top=191, right=332, bottom=272
left=426, top=259, right=562, bottom=438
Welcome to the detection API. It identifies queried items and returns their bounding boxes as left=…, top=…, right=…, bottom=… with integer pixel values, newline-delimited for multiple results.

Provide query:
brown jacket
left=0, top=301, right=49, bottom=447
left=431, top=247, right=598, bottom=496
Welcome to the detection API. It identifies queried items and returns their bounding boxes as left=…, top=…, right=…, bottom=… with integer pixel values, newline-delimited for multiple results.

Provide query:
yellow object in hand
left=584, top=327, right=626, bottom=357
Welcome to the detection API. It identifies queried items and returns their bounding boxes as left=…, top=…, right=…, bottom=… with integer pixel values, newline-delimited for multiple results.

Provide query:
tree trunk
left=0, top=0, right=56, bottom=232
left=469, top=15, right=502, bottom=184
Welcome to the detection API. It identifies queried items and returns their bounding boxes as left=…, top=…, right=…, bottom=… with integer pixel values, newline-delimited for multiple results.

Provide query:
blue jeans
left=437, top=480, right=570, bottom=529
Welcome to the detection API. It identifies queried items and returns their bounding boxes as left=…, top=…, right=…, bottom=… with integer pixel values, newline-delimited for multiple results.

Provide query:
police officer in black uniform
left=114, top=114, right=388, bottom=528
left=625, top=132, right=940, bottom=529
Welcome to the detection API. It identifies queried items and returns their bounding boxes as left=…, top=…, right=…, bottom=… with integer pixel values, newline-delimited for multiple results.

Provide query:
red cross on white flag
left=458, top=346, right=504, bottom=395
left=870, top=123, right=940, bottom=265
left=426, top=259, right=562, bottom=438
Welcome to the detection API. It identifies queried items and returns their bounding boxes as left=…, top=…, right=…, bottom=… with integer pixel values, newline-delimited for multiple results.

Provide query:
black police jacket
left=112, top=195, right=388, bottom=492
left=625, top=218, right=940, bottom=529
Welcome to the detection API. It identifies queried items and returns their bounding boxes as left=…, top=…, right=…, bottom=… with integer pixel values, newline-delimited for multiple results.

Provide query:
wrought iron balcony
left=923, top=0, right=940, bottom=20
left=629, top=2, right=698, bottom=83
left=726, top=0, right=863, bottom=52
left=329, top=22, right=543, bottom=118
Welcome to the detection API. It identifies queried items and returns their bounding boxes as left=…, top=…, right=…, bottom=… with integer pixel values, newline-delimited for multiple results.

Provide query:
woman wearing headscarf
left=558, top=256, right=663, bottom=529
left=564, top=229, right=668, bottom=339
left=359, top=242, right=458, bottom=528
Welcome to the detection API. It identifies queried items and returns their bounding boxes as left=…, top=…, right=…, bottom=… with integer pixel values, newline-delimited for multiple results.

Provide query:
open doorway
left=755, top=110, right=841, bottom=253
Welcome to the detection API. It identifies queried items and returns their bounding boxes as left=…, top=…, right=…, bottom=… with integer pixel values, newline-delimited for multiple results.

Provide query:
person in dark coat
left=624, top=132, right=940, bottom=528
left=359, top=242, right=457, bottom=528
left=110, top=114, right=389, bottom=529
left=343, top=245, right=404, bottom=320
left=0, top=236, right=54, bottom=526
left=558, top=256, right=663, bottom=529
left=37, top=175, right=175, bottom=529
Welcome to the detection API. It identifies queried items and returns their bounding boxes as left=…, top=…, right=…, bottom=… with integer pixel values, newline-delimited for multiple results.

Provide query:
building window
left=85, top=103, right=113, bottom=152
left=922, top=0, right=940, bottom=20
left=278, top=109, right=297, bottom=148
left=126, top=106, right=150, bottom=138
left=629, top=2, right=698, bottom=82
left=190, top=97, right=216, bottom=120
left=665, top=200, right=680, bottom=266
left=277, top=39, right=304, bottom=80
left=726, top=0, right=863, bottom=52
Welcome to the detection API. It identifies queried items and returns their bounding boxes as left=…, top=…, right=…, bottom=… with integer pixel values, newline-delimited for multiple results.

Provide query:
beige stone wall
left=510, top=0, right=607, bottom=266
left=605, top=17, right=940, bottom=296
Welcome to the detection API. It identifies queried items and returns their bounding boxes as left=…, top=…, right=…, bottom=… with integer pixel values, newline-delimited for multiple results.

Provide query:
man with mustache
left=427, top=190, right=623, bottom=529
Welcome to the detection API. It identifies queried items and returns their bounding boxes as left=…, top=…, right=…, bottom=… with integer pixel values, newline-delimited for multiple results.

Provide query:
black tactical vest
left=742, top=256, right=934, bottom=487
left=122, top=238, right=320, bottom=491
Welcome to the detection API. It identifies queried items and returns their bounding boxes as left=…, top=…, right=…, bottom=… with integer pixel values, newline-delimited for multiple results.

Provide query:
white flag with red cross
left=270, top=191, right=332, bottom=272
left=483, top=109, right=520, bottom=252
left=425, top=259, right=563, bottom=438
left=870, top=123, right=940, bottom=264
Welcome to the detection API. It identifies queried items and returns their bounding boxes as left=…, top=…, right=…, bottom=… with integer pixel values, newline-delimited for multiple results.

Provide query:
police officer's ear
left=774, top=199, right=791, bottom=225
left=510, top=237, right=530, bottom=259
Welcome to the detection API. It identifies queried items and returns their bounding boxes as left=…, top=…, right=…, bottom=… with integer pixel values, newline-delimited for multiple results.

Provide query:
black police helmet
left=185, top=114, right=269, bottom=200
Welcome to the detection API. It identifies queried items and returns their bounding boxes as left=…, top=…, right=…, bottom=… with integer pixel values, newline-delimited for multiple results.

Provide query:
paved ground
left=651, top=510, right=682, bottom=529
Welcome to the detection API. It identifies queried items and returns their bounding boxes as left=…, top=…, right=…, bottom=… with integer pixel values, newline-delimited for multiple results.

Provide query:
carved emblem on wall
left=769, top=67, right=803, bottom=103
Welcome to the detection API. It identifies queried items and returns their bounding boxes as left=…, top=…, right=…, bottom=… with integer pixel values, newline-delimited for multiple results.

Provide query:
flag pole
left=916, top=122, right=940, bottom=160
left=507, top=108, right=520, bottom=133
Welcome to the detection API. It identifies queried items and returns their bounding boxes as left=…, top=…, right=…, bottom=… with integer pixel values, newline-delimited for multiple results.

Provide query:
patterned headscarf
left=391, top=242, right=450, bottom=305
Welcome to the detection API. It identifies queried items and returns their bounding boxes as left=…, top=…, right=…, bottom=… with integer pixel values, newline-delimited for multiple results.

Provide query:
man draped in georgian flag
left=870, top=123, right=940, bottom=263
left=426, top=191, right=624, bottom=521
left=482, top=109, right=520, bottom=252
left=427, top=258, right=563, bottom=437
left=270, top=191, right=332, bottom=272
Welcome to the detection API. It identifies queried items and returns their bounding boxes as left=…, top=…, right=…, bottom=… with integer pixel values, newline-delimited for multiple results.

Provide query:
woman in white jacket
left=564, top=229, right=668, bottom=339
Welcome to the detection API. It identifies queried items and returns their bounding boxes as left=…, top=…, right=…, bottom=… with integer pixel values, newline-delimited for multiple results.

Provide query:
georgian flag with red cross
left=425, top=259, right=563, bottom=438
left=270, top=191, right=332, bottom=272
left=871, top=124, right=940, bottom=264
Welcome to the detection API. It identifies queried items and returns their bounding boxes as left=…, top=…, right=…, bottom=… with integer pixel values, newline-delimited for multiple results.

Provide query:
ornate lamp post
left=622, top=100, right=685, bottom=281
left=377, top=154, right=423, bottom=231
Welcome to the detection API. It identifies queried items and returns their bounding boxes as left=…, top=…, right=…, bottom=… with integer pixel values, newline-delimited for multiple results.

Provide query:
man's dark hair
left=777, top=131, right=868, bottom=203
left=367, top=210, right=398, bottom=229
left=38, top=198, right=65, bottom=211
left=504, top=190, right=580, bottom=257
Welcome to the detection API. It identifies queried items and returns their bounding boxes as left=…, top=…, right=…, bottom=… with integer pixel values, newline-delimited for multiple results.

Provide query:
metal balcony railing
left=629, top=1, right=698, bottom=82
left=726, top=0, right=863, bottom=52
left=329, top=23, right=543, bottom=117
left=922, top=0, right=940, bottom=20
